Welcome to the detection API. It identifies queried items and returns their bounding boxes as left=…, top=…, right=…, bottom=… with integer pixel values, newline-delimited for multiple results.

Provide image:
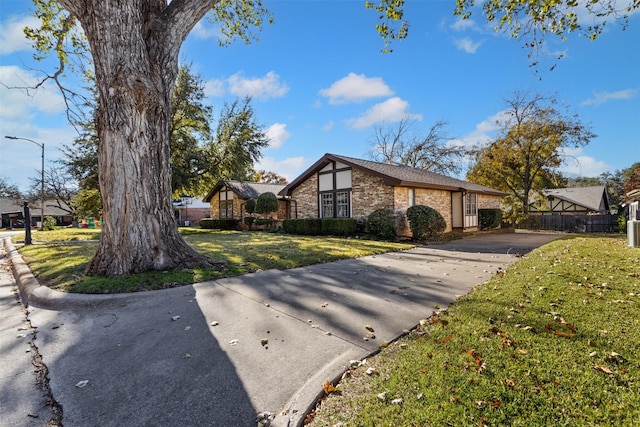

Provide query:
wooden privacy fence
left=519, top=214, right=619, bottom=233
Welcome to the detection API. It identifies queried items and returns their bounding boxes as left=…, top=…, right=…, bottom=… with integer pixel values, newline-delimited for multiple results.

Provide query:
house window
left=465, top=193, right=477, bottom=216
left=219, top=189, right=233, bottom=218
left=408, top=188, right=416, bottom=207
left=336, top=191, right=350, bottom=218
left=321, top=193, right=333, bottom=218
left=318, top=161, right=352, bottom=218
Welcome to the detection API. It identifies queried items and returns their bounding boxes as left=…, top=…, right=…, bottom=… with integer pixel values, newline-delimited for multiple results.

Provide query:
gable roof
left=203, top=181, right=287, bottom=202
left=538, top=186, right=610, bottom=212
left=279, top=153, right=506, bottom=197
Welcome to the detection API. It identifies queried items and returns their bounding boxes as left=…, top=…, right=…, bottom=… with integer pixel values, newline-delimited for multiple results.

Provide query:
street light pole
left=4, top=136, right=45, bottom=229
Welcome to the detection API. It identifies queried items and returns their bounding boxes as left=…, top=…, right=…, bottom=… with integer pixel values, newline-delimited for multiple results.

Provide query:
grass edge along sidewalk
left=12, top=228, right=413, bottom=294
left=307, top=235, right=640, bottom=427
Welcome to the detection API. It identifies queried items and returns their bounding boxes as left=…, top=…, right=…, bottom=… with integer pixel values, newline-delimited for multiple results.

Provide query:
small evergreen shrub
left=281, top=218, right=357, bottom=236
left=365, top=208, right=397, bottom=240
left=254, top=218, right=274, bottom=227
left=41, top=216, right=57, bottom=231
left=199, top=218, right=240, bottom=230
left=406, top=205, right=446, bottom=240
left=245, top=198, right=257, bottom=215
left=478, top=208, right=503, bottom=230
left=244, top=216, right=256, bottom=229
left=255, top=192, right=279, bottom=216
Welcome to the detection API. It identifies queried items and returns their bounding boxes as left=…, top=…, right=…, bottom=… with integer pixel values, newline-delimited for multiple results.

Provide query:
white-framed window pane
left=321, top=193, right=333, bottom=218
left=465, top=193, right=477, bottom=216
left=336, top=191, right=349, bottom=218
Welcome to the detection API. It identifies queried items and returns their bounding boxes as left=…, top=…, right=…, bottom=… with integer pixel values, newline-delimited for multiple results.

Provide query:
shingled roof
left=539, top=186, right=610, bottom=212
left=203, top=181, right=287, bottom=202
left=279, top=153, right=506, bottom=197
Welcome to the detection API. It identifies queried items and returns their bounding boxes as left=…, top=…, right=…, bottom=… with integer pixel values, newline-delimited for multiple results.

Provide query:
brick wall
left=291, top=174, right=318, bottom=218
left=393, top=186, right=454, bottom=234
left=351, top=169, right=394, bottom=219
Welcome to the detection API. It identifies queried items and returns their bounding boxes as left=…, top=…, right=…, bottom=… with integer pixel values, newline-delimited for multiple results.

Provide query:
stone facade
left=291, top=174, right=318, bottom=219
left=351, top=169, right=394, bottom=219
left=393, top=186, right=454, bottom=234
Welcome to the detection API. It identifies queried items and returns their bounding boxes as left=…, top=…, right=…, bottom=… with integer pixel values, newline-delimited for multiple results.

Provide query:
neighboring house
left=203, top=181, right=289, bottom=224
left=0, top=197, right=74, bottom=228
left=172, top=196, right=211, bottom=226
left=529, top=186, right=611, bottom=215
left=623, top=189, right=640, bottom=221
left=278, top=153, right=505, bottom=234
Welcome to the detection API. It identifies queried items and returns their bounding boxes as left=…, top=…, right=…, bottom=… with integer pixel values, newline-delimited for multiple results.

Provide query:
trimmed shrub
left=41, top=216, right=57, bottom=231
left=245, top=198, right=257, bottom=215
left=254, top=218, right=274, bottom=227
left=244, top=216, right=256, bottom=229
left=366, top=208, right=397, bottom=240
left=281, top=218, right=357, bottom=236
left=199, top=218, right=240, bottom=230
left=256, top=192, right=279, bottom=216
left=406, top=205, right=446, bottom=240
left=478, top=208, right=503, bottom=230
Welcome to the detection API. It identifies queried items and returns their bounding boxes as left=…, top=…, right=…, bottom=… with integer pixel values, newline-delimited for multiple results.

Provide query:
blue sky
left=1, top=0, right=639, bottom=193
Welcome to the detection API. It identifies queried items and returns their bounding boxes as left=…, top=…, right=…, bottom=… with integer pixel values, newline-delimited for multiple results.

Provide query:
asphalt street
left=1, top=231, right=562, bottom=427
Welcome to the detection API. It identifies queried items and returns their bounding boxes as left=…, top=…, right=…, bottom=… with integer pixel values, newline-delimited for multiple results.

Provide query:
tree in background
left=623, top=163, right=640, bottom=198
left=467, top=92, right=594, bottom=223
left=368, top=118, right=466, bottom=176
left=0, top=177, right=22, bottom=199
left=255, top=170, right=288, bottom=185
left=208, top=97, right=269, bottom=182
left=29, top=163, right=77, bottom=217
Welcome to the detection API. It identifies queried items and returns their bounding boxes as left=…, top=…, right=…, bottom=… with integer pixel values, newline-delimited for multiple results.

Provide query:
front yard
left=13, top=228, right=412, bottom=293
left=308, top=235, right=640, bottom=426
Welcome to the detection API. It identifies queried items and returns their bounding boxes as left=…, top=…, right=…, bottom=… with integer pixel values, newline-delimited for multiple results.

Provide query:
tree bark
left=60, top=0, right=221, bottom=276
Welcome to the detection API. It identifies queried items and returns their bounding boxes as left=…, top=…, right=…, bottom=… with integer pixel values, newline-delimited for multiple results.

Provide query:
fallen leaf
left=365, top=325, right=375, bottom=332
left=75, top=380, right=89, bottom=388
left=490, top=399, right=501, bottom=408
left=391, top=398, right=403, bottom=405
left=228, top=339, right=238, bottom=346
left=377, top=392, right=387, bottom=401
left=594, top=364, right=615, bottom=375
left=554, top=330, right=575, bottom=338
left=210, top=321, right=219, bottom=326
left=171, top=316, right=180, bottom=321
left=323, top=380, right=341, bottom=395
left=442, top=336, right=452, bottom=343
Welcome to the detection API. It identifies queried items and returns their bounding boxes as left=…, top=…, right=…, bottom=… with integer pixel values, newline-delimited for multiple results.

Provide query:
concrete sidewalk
left=3, top=231, right=561, bottom=427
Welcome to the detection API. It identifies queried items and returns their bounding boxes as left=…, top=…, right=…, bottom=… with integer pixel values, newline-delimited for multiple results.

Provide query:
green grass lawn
left=308, top=235, right=640, bottom=426
left=14, top=228, right=412, bottom=293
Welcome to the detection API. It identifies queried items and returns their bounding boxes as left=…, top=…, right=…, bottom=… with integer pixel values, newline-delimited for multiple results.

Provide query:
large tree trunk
left=61, top=0, right=221, bottom=276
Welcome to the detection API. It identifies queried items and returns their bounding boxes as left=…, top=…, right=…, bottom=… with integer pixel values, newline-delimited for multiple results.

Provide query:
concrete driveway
left=3, top=231, right=562, bottom=427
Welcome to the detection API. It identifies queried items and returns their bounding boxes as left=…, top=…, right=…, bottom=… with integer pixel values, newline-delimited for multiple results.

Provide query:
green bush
left=254, top=218, right=274, bottom=227
left=199, top=218, right=240, bottom=230
left=365, top=209, right=397, bottom=241
left=618, top=214, right=627, bottom=233
left=244, top=216, right=256, bottom=229
left=245, top=198, right=257, bottom=215
left=256, top=192, right=279, bottom=216
left=478, top=208, right=503, bottom=230
left=41, top=216, right=57, bottom=231
left=406, top=205, right=446, bottom=240
left=281, top=218, right=357, bottom=236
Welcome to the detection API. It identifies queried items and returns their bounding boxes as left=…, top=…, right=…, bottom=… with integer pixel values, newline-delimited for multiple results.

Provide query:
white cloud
left=346, top=97, right=422, bottom=129
left=559, top=147, right=611, bottom=177
left=0, top=16, right=39, bottom=55
left=453, top=37, right=482, bottom=54
left=265, top=123, right=290, bottom=149
left=449, top=111, right=508, bottom=149
left=255, top=156, right=308, bottom=182
left=581, top=88, right=638, bottom=107
left=322, top=120, right=334, bottom=131
left=204, top=78, right=225, bottom=97
left=227, top=71, right=289, bottom=100
left=451, top=18, right=477, bottom=32
left=319, top=73, right=394, bottom=105
left=191, top=21, right=222, bottom=40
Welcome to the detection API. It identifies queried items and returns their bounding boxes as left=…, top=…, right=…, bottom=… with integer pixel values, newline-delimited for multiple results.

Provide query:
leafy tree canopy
left=467, top=91, right=594, bottom=223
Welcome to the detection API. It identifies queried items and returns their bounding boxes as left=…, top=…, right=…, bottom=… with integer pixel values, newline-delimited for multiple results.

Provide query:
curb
left=2, top=237, right=135, bottom=309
